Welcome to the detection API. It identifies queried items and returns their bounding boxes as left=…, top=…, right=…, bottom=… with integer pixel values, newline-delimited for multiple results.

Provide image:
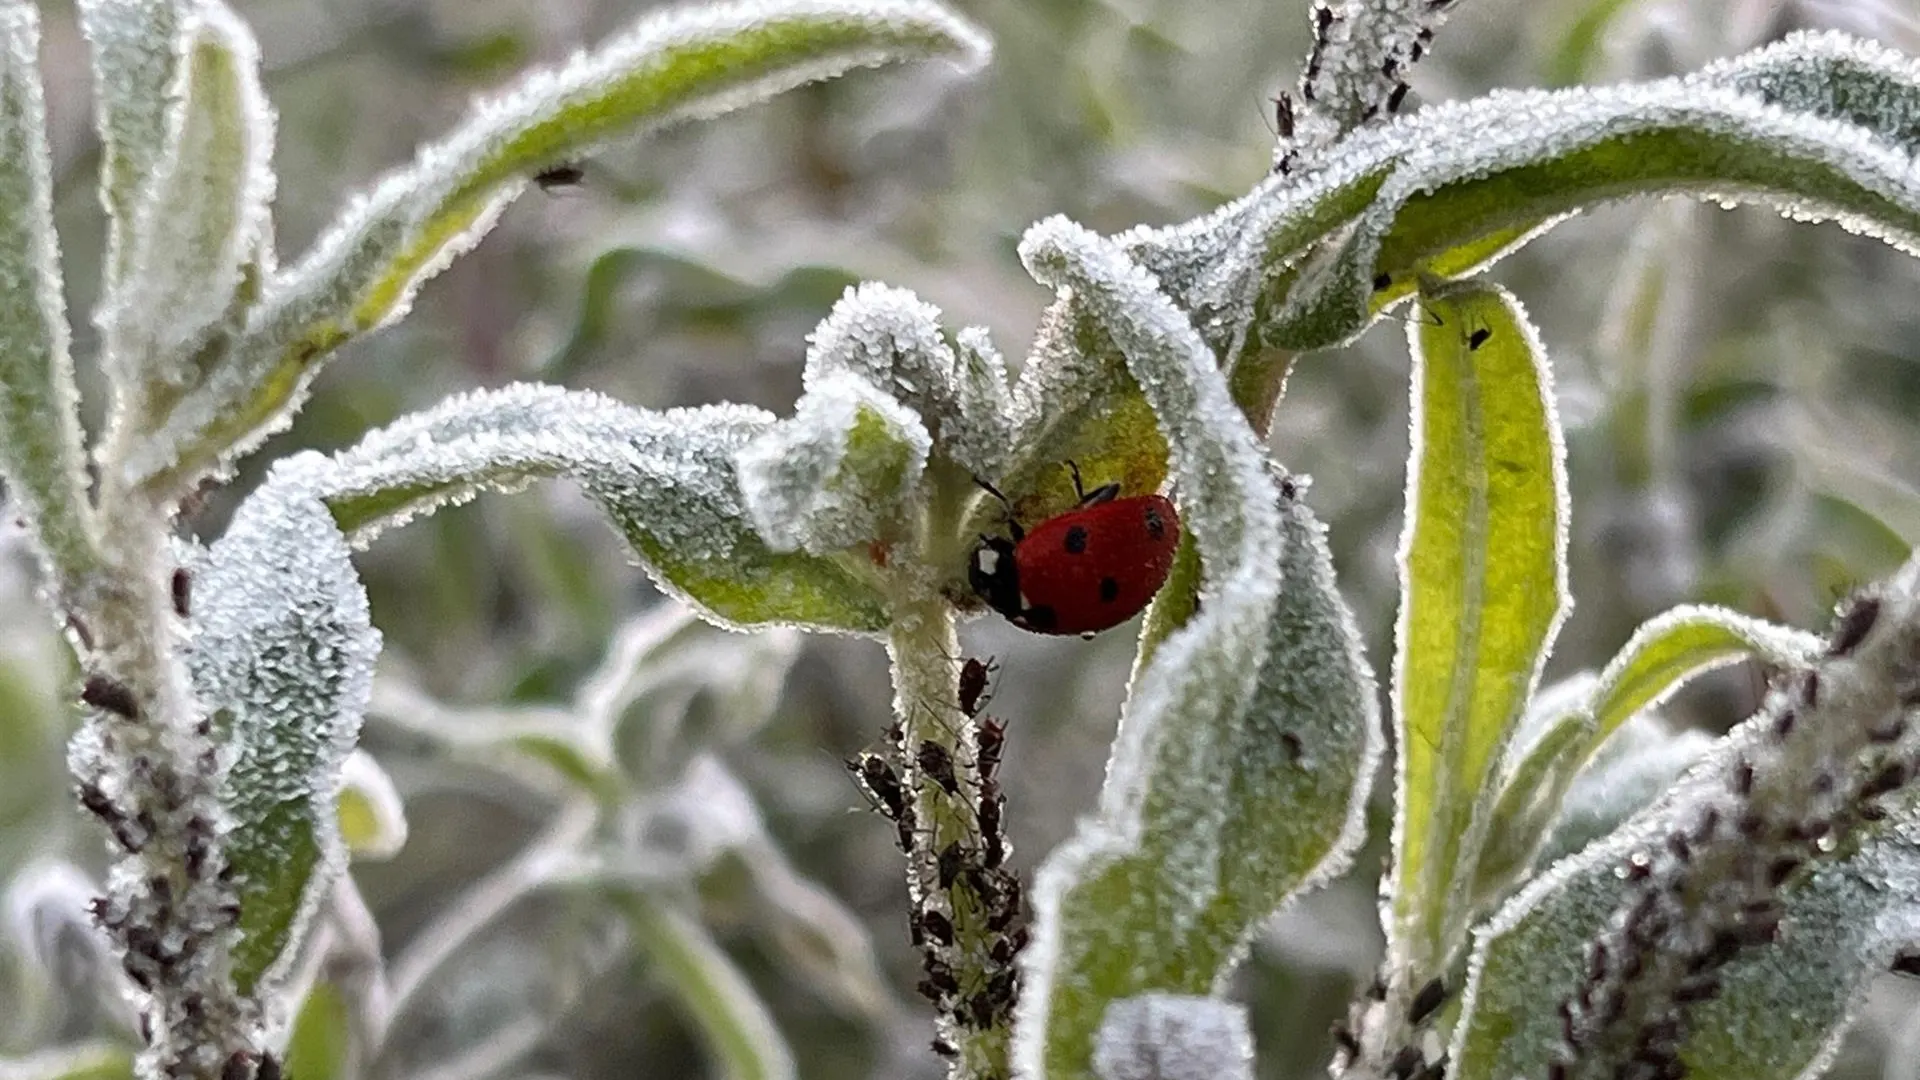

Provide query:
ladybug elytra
left=968, top=464, right=1181, bottom=638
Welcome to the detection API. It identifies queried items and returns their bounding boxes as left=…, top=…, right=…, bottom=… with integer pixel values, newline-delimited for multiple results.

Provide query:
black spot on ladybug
left=1063, top=525, right=1089, bottom=554
left=1099, top=578, right=1120, bottom=603
left=1143, top=503, right=1167, bottom=539
left=1022, top=605, right=1057, bottom=631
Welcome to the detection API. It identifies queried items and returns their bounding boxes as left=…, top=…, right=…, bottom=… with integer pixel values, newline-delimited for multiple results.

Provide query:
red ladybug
left=968, top=464, right=1181, bottom=637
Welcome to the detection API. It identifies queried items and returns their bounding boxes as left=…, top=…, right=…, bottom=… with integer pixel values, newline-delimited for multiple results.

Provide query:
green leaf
left=102, top=1, right=273, bottom=393
left=1584, top=605, right=1822, bottom=754
left=283, top=981, right=354, bottom=1080
left=1389, top=281, right=1569, bottom=974
left=1471, top=702, right=1588, bottom=904
left=77, top=0, right=188, bottom=291
left=336, top=750, right=406, bottom=861
left=0, top=1043, right=135, bottom=1080
left=617, top=893, right=796, bottom=1080
left=735, top=372, right=930, bottom=556
left=0, top=4, right=96, bottom=594
left=1454, top=777, right=1920, bottom=1080
left=190, top=478, right=380, bottom=997
left=1015, top=219, right=1377, bottom=1080
left=135, top=0, right=990, bottom=491
left=307, top=383, right=889, bottom=635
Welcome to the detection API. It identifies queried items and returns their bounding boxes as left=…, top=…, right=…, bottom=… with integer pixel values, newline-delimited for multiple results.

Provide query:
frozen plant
left=2, top=0, right=1920, bottom=1078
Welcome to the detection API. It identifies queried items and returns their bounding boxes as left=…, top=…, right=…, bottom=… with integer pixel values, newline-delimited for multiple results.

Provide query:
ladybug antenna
left=1064, top=460, right=1120, bottom=507
left=972, top=475, right=1023, bottom=542
left=1065, top=460, right=1086, bottom=502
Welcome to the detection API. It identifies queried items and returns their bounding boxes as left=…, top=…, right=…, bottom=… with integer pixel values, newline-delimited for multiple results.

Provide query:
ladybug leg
left=972, top=477, right=1024, bottom=541
left=1064, top=460, right=1120, bottom=507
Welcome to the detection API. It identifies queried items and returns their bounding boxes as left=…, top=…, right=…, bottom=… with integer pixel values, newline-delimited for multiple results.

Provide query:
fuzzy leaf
left=735, top=372, right=930, bottom=555
left=308, top=383, right=888, bottom=634
left=1092, top=995, right=1255, bottom=1080
left=1472, top=703, right=1589, bottom=904
left=1016, top=219, right=1376, bottom=1080
left=103, top=1, right=274, bottom=391
left=335, top=750, right=406, bottom=861
left=77, top=0, right=188, bottom=292
left=282, top=981, right=353, bottom=1080
left=1454, top=771, right=1920, bottom=1080
left=132, top=0, right=990, bottom=490
left=1533, top=716, right=1716, bottom=870
left=0, top=5, right=96, bottom=592
left=1389, top=281, right=1570, bottom=973
left=800, top=283, right=1008, bottom=478
left=190, top=470, right=381, bottom=997
left=1584, top=605, right=1823, bottom=754
left=0, top=1044, right=134, bottom=1080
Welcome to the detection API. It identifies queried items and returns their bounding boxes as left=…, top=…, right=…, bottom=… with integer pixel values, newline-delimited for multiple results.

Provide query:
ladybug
left=968, top=463, right=1180, bottom=637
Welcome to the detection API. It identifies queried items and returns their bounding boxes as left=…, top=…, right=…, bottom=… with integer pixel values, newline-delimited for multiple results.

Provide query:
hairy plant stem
left=886, top=588, right=1009, bottom=1078
left=75, top=476, right=251, bottom=1080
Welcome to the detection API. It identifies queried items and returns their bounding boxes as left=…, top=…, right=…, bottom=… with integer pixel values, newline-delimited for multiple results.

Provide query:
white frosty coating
left=1534, top=717, right=1717, bottom=872
left=1497, top=671, right=1600, bottom=783
left=1280, top=0, right=1457, bottom=173
left=2, top=858, right=111, bottom=985
left=127, top=0, right=989, bottom=489
left=1270, top=66, right=1920, bottom=349
left=188, top=467, right=380, bottom=1001
left=77, top=0, right=187, bottom=290
left=799, top=282, right=1010, bottom=477
left=1584, top=604, right=1825, bottom=751
left=337, top=750, right=407, bottom=861
left=1012, top=217, right=1290, bottom=1078
left=1091, top=994, right=1255, bottom=1080
left=102, top=0, right=276, bottom=402
left=1699, top=29, right=1920, bottom=141
left=0, top=3, right=96, bottom=589
left=1451, top=552, right=1920, bottom=1080
left=735, top=370, right=930, bottom=554
left=1385, top=282, right=1571, bottom=1003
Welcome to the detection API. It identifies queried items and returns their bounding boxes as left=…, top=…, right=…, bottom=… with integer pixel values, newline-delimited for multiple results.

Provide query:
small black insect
left=81, top=674, right=141, bottom=720
left=917, top=740, right=960, bottom=796
left=1467, top=327, right=1491, bottom=350
left=958, top=657, right=998, bottom=717
left=1387, top=81, right=1411, bottom=114
left=533, top=162, right=585, bottom=191
left=1408, top=976, right=1447, bottom=1024
left=1273, top=93, right=1296, bottom=139
left=918, top=909, right=956, bottom=948
left=1829, top=595, right=1880, bottom=656
left=171, top=567, right=192, bottom=618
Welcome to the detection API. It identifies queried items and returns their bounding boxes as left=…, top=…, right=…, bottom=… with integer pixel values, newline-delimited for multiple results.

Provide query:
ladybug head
left=969, top=535, right=1022, bottom=620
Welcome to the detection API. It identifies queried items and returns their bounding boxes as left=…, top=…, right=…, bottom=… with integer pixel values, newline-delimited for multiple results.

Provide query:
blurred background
left=8, top=0, right=1920, bottom=1076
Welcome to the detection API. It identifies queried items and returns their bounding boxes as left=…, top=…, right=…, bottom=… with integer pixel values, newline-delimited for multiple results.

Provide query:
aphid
left=1332, top=1023, right=1360, bottom=1060
left=1408, top=977, right=1447, bottom=1024
left=169, top=567, right=192, bottom=618
left=931, top=1039, right=959, bottom=1059
left=1892, top=950, right=1920, bottom=977
left=1373, top=271, right=1394, bottom=291
left=1829, top=594, right=1880, bottom=656
left=937, top=841, right=967, bottom=890
left=1387, top=81, right=1411, bottom=113
left=958, top=657, right=998, bottom=717
left=533, top=162, right=585, bottom=191
left=1467, top=327, right=1491, bottom=350
left=970, top=464, right=1180, bottom=637
left=917, top=740, right=960, bottom=796
left=256, top=1053, right=284, bottom=1080
left=848, top=753, right=906, bottom=820
left=1731, top=758, right=1754, bottom=796
left=1388, top=1046, right=1424, bottom=1080
left=1862, top=761, right=1909, bottom=799
left=81, top=674, right=141, bottom=720
left=976, top=715, right=1007, bottom=777
left=918, top=909, right=956, bottom=947
left=978, top=791, right=1006, bottom=867
left=1273, top=93, right=1296, bottom=139
left=1803, top=670, right=1821, bottom=709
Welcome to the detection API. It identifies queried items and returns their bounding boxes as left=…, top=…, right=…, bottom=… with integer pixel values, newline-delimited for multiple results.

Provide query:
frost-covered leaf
left=1534, top=716, right=1716, bottom=869
left=1583, top=605, right=1823, bottom=753
left=1471, top=700, right=1588, bottom=905
left=302, top=383, right=888, bottom=634
left=77, top=0, right=188, bottom=292
left=1092, top=994, right=1255, bottom=1080
left=735, top=372, right=929, bottom=556
left=1389, top=281, right=1569, bottom=974
left=0, top=4, right=95, bottom=590
left=190, top=475, right=381, bottom=997
left=336, top=750, right=406, bottom=861
left=133, top=0, right=991, bottom=490
left=0, top=1043, right=134, bottom=1080
left=1454, top=556, right=1920, bottom=1080
left=102, top=1, right=274, bottom=391
left=1454, top=772, right=1920, bottom=1080
left=614, top=893, right=797, bottom=1080
left=283, top=981, right=353, bottom=1080
left=800, top=283, right=1010, bottom=478
left=1016, top=219, right=1375, bottom=1080
left=1126, top=32, right=1920, bottom=357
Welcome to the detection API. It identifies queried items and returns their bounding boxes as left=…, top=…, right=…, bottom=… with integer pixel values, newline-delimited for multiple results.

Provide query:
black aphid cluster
left=1331, top=973, right=1450, bottom=1080
left=1553, top=588, right=1920, bottom=1080
left=71, top=569, right=261, bottom=1077
left=1273, top=0, right=1445, bottom=175
left=846, top=656, right=1029, bottom=1066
